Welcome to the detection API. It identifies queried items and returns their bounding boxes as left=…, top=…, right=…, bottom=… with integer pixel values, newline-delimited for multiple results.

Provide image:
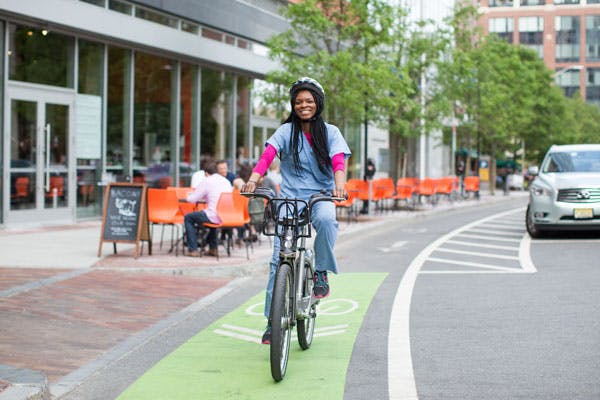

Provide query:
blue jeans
left=264, top=201, right=338, bottom=318
left=184, top=211, right=217, bottom=251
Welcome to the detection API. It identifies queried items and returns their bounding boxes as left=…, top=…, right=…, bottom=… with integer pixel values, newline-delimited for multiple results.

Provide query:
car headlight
left=530, top=184, right=552, bottom=197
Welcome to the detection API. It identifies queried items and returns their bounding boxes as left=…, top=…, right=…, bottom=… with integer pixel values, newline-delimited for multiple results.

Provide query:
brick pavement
left=0, top=192, right=525, bottom=399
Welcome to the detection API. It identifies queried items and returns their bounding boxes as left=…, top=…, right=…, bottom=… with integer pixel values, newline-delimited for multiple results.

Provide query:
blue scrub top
left=266, top=122, right=351, bottom=200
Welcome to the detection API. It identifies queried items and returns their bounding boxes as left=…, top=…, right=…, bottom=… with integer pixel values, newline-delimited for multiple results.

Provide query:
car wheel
left=525, top=204, right=544, bottom=238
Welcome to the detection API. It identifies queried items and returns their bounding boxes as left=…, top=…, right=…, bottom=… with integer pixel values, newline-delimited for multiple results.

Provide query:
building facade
left=0, top=0, right=367, bottom=227
left=479, top=0, right=600, bottom=105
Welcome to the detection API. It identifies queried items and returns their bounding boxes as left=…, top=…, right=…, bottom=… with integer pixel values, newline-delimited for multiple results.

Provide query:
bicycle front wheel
left=297, top=262, right=316, bottom=350
left=270, top=262, right=293, bottom=382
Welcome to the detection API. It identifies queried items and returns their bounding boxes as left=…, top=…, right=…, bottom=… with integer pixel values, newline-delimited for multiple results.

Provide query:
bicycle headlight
left=284, top=230, right=294, bottom=249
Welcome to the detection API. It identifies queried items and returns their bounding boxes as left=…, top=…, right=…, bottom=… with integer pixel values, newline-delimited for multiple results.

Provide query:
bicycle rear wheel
left=297, top=261, right=316, bottom=350
left=270, top=262, right=293, bottom=382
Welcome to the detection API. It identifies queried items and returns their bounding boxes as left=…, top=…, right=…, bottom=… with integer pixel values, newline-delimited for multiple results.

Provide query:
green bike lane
left=118, top=272, right=386, bottom=399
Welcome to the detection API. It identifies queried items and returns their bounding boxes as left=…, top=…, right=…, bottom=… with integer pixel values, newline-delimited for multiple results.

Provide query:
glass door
left=5, top=85, right=74, bottom=225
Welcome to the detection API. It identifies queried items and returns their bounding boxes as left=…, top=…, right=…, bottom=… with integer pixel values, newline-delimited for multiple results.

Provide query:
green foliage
left=266, top=0, right=412, bottom=129
left=265, top=0, right=600, bottom=180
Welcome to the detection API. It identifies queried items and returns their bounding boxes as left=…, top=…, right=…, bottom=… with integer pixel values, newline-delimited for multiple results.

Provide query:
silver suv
left=526, top=144, right=600, bottom=238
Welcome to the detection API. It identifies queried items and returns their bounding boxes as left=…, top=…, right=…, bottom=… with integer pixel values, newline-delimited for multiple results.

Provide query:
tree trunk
left=389, top=125, right=401, bottom=183
left=489, top=141, right=496, bottom=196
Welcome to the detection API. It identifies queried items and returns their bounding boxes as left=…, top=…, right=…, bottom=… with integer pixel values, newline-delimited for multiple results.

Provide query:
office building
left=479, top=0, right=600, bottom=105
left=0, top=0, right=295, bottom=227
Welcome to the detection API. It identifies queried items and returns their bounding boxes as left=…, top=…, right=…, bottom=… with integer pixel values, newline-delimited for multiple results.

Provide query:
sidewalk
left=0, top=191, right=528, bottom=400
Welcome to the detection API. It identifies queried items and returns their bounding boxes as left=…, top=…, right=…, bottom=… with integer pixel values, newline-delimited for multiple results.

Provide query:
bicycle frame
left=241, top=188, right=343, bottom=381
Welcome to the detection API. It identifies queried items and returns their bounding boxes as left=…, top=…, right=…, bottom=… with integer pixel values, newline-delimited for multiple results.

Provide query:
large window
left=200, top=68, right=233, bottom=169
left=133, top=52, right=175, bottom=187
left=8, top=24, right=74, bottom=88
left=557, top=68, right=581, bottom=98
left=77, top=39, right=104, bottom=217
left=586, top=16, right=600, bottom=62
left=489, top=0, right=513, bottom=6
left=556, top=16, right=580, bottom=63
left=179, top=63, right=198, bottom=186
left=587, top=68, right=600, bottom=107
left=520, top=0, right=544, bottom=5
left=489, top=17, right=514, bottom=43
left=236, top=77, right=252, bottom=171
left=554, top=0, right=579, bottom=4
left=519, top=16, right=544, bottom=58
left=106, top=46, right=130, bottom=180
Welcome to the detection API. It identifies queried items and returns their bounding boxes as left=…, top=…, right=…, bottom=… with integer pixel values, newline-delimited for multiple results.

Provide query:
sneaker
left=205, top=248, right=218, bottom=257
left=313, top=270, right=329, bottom=299
left=261, top=325, right=271, bottom=345
left=186, top=249, right=201, bottom=257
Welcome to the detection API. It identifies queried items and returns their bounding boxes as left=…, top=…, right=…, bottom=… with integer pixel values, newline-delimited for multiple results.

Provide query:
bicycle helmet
left=289, top=77, right=325, bottom=120
left=289, top=77, right=325, bottom=97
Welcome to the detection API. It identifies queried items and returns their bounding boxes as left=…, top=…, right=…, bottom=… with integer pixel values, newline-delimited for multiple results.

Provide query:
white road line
left=314, top=330, right=347, bottom=337
left=479, top=224, right=525, bottom=231
left=213, top=329, right=261, bottom=344
left=388, top=208, right=522, bottom=400
left=457, top=233, right=521, bottom=243
left=420, top=270, right=527, bottom=274
left=426, top=257, right=519, bottom=272
left=518, top=234, right=537, bottom=273
left=316, top=324, right=349, bottom=332
left=445, top=239, right=517, bottom=251
left=466, top=228, right=522, bottom=237
left=434, top=247, right=519, bottom=260
left=221, top=324, right=262, bottom=335
left=480, top=222, right=522, bottom=227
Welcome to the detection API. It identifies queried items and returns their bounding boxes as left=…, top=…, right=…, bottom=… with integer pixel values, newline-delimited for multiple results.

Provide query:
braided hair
left=285, top=79, right=331, bottom=176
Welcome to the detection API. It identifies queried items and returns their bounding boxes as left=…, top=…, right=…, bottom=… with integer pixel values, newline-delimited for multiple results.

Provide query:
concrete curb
left=0, top=366, right=49, bottom=400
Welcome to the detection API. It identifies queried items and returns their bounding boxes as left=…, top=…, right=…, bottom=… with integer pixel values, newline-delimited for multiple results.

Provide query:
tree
left=265, top=0, right=413, bottom=179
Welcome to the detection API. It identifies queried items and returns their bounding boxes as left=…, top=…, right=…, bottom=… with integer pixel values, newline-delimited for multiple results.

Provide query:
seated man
left=185, top=162, right=233, bottom=257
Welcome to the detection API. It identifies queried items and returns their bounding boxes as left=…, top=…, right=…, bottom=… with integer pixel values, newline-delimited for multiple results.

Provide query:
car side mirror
left=528, top=165, right=539, bottom=176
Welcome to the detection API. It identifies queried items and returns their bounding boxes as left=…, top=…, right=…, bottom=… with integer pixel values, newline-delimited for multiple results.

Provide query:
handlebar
left=240, top=189, right=345, bottom=236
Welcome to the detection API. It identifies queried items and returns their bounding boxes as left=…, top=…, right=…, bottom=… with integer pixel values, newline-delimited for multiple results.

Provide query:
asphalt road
left=60, top=195, right=600, bottom=399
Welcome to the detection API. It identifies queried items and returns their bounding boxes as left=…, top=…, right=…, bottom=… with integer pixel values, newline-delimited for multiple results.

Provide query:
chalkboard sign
left=98, top=183, right=151, bottom=258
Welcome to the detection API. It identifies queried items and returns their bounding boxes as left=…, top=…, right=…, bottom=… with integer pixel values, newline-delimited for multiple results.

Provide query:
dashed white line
left=434, top=247, right=520, bottom=260
left=426, top=257, right=519, bottom=272
left=466, top=228, right=522, bottom=237
left=457, top=233, right=521, bottom=243
left=445, top=239, right=517, bottom=251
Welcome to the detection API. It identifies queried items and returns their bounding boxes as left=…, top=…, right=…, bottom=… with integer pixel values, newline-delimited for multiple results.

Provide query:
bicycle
left=242, top=187, right=344, bottom=382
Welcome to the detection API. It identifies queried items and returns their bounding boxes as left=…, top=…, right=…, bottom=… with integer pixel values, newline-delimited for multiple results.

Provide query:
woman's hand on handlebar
left=241, top=180, right=257, bottom=193
left=332, top=186, right=347, bottom=200
left=242, top=172, right=262, bottom=193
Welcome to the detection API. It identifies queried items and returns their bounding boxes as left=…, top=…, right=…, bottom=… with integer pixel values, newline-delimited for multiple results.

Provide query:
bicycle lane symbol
left=213, top=298, right=360, bottom=343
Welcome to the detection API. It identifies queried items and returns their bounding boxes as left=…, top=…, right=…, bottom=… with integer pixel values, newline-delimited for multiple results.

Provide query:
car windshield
left=542, top=150, right=600, bottom=173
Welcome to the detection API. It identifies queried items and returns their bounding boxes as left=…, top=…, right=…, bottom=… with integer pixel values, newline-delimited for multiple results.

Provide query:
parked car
left=526, top=144, right=600, bottom=238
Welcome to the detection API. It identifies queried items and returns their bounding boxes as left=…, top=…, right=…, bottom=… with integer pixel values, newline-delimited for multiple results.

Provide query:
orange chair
left=346, top=178, right=370, bottom=213
left=373, top=177, right=395, bottom=212
left=416, top=178, right=437, bottom=205
left=394, top=177, right=416, bottom=207
left=13, top=176, right=30, bottom=199
left=147, top=188, right=185, bottom=255
left=203, top=191, right=251, bottom=260
left=45, top=176, right=65, bottom=197
left=334, top=181, right=358, bottom=223
left=167, top=186, right=203, bottom=215
left=464, top=176, right=480, bottom=199
left=433, top=177, right=456, bottom=203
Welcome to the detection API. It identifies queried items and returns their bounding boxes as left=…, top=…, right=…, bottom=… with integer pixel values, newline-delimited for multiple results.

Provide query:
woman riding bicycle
left=242, top=77, right=350, bottom=344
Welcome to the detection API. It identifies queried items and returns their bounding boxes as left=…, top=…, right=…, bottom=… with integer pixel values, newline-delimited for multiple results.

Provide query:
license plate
left=574, top=208, right=594, bottom=219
